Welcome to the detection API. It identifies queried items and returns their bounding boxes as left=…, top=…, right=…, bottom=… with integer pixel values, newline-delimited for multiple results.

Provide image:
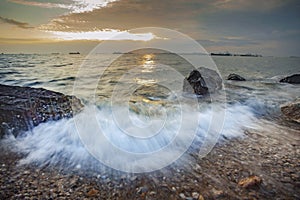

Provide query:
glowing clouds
left=70, top=0, right=120, bottom=13
left=48, top=30, right=155, bottom=41
left=9, top=0, right=120, bottom=13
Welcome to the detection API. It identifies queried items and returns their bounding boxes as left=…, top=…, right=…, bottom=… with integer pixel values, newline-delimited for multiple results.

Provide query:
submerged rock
left=183, top=67, right=222, bottom=96
left=227, top=73, right=246, bottom=81
left=279, top=74, right=300, bottom=84
left=0, top=84, right=83, bottom=138
left=281, top=99, right=300, bottom=123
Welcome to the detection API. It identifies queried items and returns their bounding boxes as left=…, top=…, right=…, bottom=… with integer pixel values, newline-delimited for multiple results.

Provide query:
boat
left=69, top=52, right=80, bottom=55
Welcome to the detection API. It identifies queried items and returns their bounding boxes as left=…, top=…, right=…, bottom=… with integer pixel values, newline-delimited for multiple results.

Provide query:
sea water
left=0, top=53, right=299, bottom=172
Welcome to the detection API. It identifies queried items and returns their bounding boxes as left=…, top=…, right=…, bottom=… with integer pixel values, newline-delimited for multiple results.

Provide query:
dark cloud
left=198, top=38, right=259, bottom=47
left=1, top=0, right=299, bottom=55
left=40, top=0, right=208, bottom=32
left=0, top=16, right=33, bottom=29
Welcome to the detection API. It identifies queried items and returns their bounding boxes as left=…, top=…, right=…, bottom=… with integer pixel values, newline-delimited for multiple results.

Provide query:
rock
left=211, top=188, right=224, bottom=198
left=227, top=73, right=246, bottom=81
left=192, top=192, right=200, bottom=199
left=279, top=74, right=300, bottom=84
left=183, top=70, right=208, bottom=95
left=198, top=195, right=205, bottom=200
left=183, top=67, right=222, bottom=95
left=179, top=193, right=186, bottom=199
left=238, top=175, right=262, bottom=189
left=86, top=188, right=99, bottom=197
left=136, top=186, right=148, bottom=194
left=0, top=84, right=83, bottom=138
left=281, top=99, right=300, bottom=123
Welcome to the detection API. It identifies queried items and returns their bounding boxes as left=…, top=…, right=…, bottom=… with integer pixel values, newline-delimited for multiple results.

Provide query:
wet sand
left=0, top=118, right=299, bottom=200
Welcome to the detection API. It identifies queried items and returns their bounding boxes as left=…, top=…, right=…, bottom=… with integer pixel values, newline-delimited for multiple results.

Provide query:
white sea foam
left=4, top=102, right=258, bottom=173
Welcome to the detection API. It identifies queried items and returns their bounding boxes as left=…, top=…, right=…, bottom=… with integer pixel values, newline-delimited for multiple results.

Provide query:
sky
left=0, top=0, right=299, bottom=56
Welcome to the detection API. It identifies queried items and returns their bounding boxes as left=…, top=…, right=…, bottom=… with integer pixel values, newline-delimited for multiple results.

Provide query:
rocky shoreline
left=0, top=126, right=299, bottom=199
left=0, top=84, right=83, bottom=138
left=0, top=83, right=299, bottom=199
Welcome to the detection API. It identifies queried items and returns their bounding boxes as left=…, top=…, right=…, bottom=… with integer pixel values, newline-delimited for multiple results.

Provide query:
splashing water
left=4, top=102, right=257, bottom=173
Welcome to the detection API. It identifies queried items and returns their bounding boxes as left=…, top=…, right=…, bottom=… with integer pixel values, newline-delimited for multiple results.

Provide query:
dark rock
left=227, top=73, right=246, bottom=81
left=281, top=99, right=300, bottom=123
left=0, top=84, right=83, bottom=138
left=279, top=74, right=300, bottom=84
left=183, top=70, right=208, bottom=95
left=183, top=67, right=222, bottom=95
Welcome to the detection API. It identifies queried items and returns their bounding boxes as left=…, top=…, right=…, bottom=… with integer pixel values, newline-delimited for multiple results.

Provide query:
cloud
left=8, top=0, right=70, bottom=9
left=38, top=0, right=205, bottom=32
left=48, top=30, right=155, bottom=41
left=8, top=0, right=120, bottom=13
left=0, top=16, right=33, bottom=29
left=38, top=0, right=294, bottom=33
left=2, top=0, right=299, bottom=56
left=198, top=37, right=259, bottom=47
left=212, top=0, right=288, bottom=11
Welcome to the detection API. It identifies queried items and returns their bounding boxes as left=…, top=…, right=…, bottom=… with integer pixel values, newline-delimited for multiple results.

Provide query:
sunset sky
left=0, top=0, right=299, bottom=56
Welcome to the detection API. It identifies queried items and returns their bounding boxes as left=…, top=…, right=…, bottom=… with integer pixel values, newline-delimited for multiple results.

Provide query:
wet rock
left=183, top=70, right=208, bottom=95
left=238, top=176, right=262, bottom=189
left=179, top=193, right=186, bottom=199
left=0, top=84, right=83, bottom=138
left=198, top=195, right=205, bottom=200
left=211, top=188, right=224, bottom=198
left=86, top=188, right=99, bottom=197
left=227, top=73, right=246, bottom=81
left=281, top=99, right=300, bottom=123
left=136, top=186, right=148, bottom=194
left=183, top=67, right=222, bottom=95
left=192, top=192, right=200, bottom=199
left=279, top=74, right=300, bottom=84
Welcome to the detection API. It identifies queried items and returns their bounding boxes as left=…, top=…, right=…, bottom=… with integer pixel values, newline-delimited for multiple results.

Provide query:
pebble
left=192, top=192, right=199, bottom=199
left=179, top=193, right=186, bottom=199
left=137, top=186, right=148, bottom=194
left=86, top=188, right=98, bottom=197
left=238, top=176, right=262, bottom=188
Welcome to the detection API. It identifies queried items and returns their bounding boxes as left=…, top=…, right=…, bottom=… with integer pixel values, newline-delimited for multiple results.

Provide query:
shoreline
left=1, top=124, right=299, bottom=199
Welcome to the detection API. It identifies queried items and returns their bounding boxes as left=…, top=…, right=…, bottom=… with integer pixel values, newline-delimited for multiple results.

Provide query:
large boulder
left=281, top=99, right=300, bottom=123
left=183, top=67, right=222, bottom=95
left=279, top=74, right=300, bottom=84
left=0, top=84, right=83, bottom=138
left=227, top=73, right=246, bottom=81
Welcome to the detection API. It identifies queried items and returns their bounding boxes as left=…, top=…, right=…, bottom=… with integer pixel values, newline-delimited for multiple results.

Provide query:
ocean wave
left=51, top=63, right=73, bottom=68
left=2, top=102, right=258, bottom=172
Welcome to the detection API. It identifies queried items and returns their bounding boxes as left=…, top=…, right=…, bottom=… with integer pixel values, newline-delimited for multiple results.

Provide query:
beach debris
left=281, top=99, right=300, bottom=123
left=227, top=73, right=246, bottom=81
left=238, top=175, right=262, bottom=188
left=280, top=74, right=300, bottom=84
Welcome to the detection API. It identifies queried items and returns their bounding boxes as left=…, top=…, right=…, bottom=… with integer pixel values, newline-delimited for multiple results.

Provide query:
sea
left=0, top=53, right=299, bottom=173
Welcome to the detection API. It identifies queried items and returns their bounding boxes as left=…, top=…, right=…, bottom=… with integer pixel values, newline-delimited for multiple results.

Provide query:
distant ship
left=211, top=52, right=262, bottom=57
left=210, top=52, right=232, bottom=56
left=69, top=52, right=80, bottom=55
